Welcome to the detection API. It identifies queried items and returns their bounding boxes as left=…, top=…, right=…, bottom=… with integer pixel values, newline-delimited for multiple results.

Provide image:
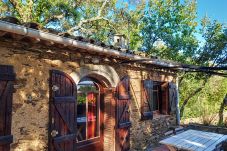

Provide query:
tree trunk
left=180, top=78, right=208, bottom=117
left=218, top=94, right=227, bottom=125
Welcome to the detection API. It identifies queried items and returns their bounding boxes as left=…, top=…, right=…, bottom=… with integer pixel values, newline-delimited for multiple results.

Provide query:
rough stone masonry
left=0, top=38, right=177, bottom=151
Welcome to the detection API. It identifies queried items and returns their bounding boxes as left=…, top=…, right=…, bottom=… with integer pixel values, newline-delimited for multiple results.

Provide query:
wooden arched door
left=0, top=65, right=15, bottom=151
left=49, top=70, right=77, bottom=151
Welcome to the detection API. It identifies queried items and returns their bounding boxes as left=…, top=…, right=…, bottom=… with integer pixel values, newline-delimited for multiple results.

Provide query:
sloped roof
left=0, top=16, right=181, bottom=69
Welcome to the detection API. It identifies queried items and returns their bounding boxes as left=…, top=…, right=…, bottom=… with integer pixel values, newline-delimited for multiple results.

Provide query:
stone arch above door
left=70, top=64, right=120, bottom=88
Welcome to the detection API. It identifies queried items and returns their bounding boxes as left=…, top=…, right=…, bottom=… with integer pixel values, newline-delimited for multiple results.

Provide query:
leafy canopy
left=0, top=0, right=145, bottom=49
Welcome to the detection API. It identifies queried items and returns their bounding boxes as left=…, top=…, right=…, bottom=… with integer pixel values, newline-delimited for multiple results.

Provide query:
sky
left=192, top=0, right=227, bottom=44
left=196, top=0, right=227, bottom=25
left=118, top=0, right=227, bottom=25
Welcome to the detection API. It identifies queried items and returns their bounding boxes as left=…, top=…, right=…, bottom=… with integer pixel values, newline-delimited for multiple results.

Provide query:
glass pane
left=87, top=92, right=98, bottom=138
left=153, top=91, right=159, bottom=110
left=77, top=79, right=100, bottom=142
left=77, top=93, right=86, bottom=141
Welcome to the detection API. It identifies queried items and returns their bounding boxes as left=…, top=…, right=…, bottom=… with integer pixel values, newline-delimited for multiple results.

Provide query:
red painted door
left=0, top=65, right=15, bottom=151
left=116, top=76, right=131, bottom=151
left=76, top=79, right=104, bottom=151
left=49, top=70, right=77, bottom=151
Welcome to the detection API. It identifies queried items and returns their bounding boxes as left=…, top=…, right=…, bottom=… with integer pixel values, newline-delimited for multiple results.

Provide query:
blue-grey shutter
left=141, top=80, right=153, bottom=120
left=169, top=83, right=177, bottom=113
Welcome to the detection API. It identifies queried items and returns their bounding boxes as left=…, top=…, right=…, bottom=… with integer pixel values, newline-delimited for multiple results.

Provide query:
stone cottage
left=0, top=17, right=180, bottom=151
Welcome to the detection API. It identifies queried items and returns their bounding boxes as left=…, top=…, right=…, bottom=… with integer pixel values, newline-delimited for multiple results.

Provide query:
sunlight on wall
left=13, top=139, right=46, bottom=151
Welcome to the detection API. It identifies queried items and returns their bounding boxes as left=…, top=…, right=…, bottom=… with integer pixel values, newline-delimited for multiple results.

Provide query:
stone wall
left=0, top=40, right=177, bottom=151
left=120, top=68, right=177, bottom=150
left=0, top=41, right=80, bottom=151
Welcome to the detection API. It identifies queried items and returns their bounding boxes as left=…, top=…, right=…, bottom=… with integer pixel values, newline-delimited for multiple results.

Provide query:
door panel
left=0, top=65, right=15, bottom=151
left=76, top=79, right=104, bottom=151
left=49, top=70, right=77, bottom=151
left=116, top=76, right=131, bottom=151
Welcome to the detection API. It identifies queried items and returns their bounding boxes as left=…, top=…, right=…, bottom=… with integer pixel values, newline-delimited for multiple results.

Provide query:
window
left=77, top=79, right=100, bottom=142
left=141, top=80, right=169, bottom=120
left=152, top=83, right=161, bottom=112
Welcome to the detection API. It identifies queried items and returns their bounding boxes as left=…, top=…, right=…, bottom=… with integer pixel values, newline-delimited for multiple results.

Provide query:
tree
left=196, top=17, right=227, bottom=66
left=140, top=0, right=227, bottom=118
left=218, top=94, right=227, bottom=125
left=0, top=0, right=80, bottom=29
left=0, top=0, right=144, bottom=48
left=141, top=0, right=198, bottom=63
left=180, top=17, right=227, bottom=117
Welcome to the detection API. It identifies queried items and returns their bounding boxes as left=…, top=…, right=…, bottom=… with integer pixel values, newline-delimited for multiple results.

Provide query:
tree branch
left=8, top=0, right=22, bottom=18
left=98, top=0, right=108, bottom=17
left=67, top=0, right=110, bottom=34
left=180, top=77, right=209, bottom=117
left=218, top=94, right=227, bottom=125
left=44, top=14, right=65, bottom=24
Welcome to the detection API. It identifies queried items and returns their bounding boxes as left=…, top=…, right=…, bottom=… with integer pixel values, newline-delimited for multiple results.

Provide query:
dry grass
left=224, top=117, right=227, bottom=126
left=201, top=113, right=218, bottom=126
left=199, top=104, right=217, bottom=125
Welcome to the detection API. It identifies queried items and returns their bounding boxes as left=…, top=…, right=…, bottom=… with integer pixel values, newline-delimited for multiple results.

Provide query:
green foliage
left=141, top=0, right=198, bottom=63
left=195, top=17, right=227, bottom=66
left=180, top=76, right=227, bottom=120
left=78, top=85, right=97, bottom=92
left=78, top=94, right=86, bottom=104
left=0, top=0, right=144, bottom=49
left=0, top=0, right=80, bottom=29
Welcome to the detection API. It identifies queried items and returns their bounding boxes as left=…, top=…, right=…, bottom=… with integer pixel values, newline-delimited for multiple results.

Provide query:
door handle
left=51, top=130, right=59, bottom=137
left=52, top=85, right=59, bottom=91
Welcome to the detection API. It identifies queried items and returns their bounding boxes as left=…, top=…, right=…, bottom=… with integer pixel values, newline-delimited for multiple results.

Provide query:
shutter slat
left=0, top=135, right=13, bottom=145
left=53, top=134, right=76, bottom=143
left=141, top=80, right=153, bottom=120
left=169, top=82, right=177, bottom=113
left=116, top=76, right=131, bottom=151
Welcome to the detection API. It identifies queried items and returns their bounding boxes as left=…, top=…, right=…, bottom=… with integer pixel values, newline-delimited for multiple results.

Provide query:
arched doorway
left=49, top=69, right=131, bottom=151
left=76, top=77, right=104, bottom=151
left=49, top=70, right=117, bottom=151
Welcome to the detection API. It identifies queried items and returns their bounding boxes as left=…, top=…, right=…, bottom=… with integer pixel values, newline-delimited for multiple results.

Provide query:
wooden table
left=159, top=129, right=227, bottom=151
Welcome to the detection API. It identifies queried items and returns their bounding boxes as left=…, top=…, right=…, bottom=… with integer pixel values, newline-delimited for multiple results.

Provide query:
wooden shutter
left=161, top=82, right=169, bottom=115
left=141, top=80, right=153, bottom=120
left=117, top=76, right=130, bottom=100
left=103, top=88, right=115, bottom=151
left=49, top=70, right=77, bottom=151
left=116, top=76, right=131, bottom=151
left=0, top=65, right=15, bottom=151
left=168, top=83, right=177, bottom=114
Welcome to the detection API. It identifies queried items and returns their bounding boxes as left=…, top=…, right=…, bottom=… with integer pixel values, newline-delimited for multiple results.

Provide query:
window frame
left=141, top=79, right=170, bottom=120
left=76, top=81, right=101, bottom=142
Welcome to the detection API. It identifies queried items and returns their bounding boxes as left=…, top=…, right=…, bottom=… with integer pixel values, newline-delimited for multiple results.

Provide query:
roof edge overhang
left=0, top=20, right=179, bottom=68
